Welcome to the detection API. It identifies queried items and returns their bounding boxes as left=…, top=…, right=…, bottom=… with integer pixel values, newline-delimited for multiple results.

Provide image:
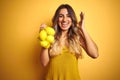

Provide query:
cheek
left=58, top=18, right=62, bottom=23
left=58, top=19, right=62, bottom=26
left=69, top=19, right=72, bottom=25
left=68, top=18, right=72, bottom=22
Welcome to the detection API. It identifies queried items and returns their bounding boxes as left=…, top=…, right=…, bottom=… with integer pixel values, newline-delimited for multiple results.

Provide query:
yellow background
left=0, top=0, right=120, bottom=80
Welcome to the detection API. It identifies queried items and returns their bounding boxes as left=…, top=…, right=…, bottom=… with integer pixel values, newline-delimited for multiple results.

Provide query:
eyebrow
left=59, top=13, right=70, bottom=15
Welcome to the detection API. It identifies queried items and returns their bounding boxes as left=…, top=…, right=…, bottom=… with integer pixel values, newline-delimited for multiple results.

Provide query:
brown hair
left=50, top=4, right=82, bottom=58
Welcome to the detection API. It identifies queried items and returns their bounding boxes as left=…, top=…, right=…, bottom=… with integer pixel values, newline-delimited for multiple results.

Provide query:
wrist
left=41, top=47, right=49, bottom=50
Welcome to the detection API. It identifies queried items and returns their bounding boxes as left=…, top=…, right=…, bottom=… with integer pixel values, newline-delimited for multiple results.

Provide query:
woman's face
left=58, top=8, right=72, bottom=31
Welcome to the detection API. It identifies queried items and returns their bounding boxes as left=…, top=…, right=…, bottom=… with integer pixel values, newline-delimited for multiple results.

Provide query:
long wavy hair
left=50, top=4, right=82, bottom=58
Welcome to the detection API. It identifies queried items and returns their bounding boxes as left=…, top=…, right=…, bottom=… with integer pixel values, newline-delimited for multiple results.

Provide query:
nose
left=63, top=16, right=67, bottom=21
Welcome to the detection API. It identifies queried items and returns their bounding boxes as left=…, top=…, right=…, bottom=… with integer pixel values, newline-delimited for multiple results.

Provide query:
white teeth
left=61, top=22, right=69, bottom=27
left=62, top=23, right=67, bottom=24
left=62, top=24, right=67, bottom=25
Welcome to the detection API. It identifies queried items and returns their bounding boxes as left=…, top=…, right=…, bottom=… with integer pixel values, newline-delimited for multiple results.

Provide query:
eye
left=59, top=14, right=63, bottom=18
left=67, top=14, right=71, bottom=17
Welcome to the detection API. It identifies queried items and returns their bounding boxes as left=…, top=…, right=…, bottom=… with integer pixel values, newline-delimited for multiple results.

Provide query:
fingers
left=80, top=12, right=84, bottom=20
left=40, top=24, right=47, bottom=29
left=39, top=24, right=47, bottom=32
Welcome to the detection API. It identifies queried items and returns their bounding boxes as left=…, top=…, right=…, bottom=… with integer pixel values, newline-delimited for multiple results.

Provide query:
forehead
left=59, top=8, right=69, bottom=14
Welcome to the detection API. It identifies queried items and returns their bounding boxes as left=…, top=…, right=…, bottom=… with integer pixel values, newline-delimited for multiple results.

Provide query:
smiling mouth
left=61, top=22, right=69, bottom=27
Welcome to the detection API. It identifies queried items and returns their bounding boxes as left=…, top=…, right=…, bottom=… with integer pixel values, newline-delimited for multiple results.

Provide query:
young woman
left=40, top=4, right=99, bottom=80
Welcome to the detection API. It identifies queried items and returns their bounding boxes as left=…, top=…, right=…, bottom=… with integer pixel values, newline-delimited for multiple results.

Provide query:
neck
left=59, top=30, right=68, bottom=47
left=61, top=30, right=68, bottom=38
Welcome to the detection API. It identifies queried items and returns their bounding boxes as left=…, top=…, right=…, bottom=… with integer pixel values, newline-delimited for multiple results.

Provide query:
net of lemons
left=39, top=26, right=55, bottom=48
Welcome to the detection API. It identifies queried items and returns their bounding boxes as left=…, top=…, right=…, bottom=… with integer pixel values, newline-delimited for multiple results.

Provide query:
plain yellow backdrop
left=0, top=0, right=120, bottom=80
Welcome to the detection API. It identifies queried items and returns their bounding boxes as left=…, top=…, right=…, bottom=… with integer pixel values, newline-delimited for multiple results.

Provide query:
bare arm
left=39, top=24, right=50, bottom=67
left=79, top=12, right=99, bottom=58
left=40, top=47, right=50, bottom=67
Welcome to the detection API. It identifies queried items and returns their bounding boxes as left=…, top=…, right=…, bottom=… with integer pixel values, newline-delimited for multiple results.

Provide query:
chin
left=61, top=27, right=69, bottom=31
left=60, top=26, right=71, bottom=31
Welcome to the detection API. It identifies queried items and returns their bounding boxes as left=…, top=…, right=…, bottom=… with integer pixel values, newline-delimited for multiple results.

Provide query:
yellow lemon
left=45, top=43, right=50, bottom=48
left=45, top=26, right=55, bottom=35
left=46, top=35, right=54, bottom=43
left=40, top=40, right=50, bottom=48
left=39, top=30, right=47, bottom=40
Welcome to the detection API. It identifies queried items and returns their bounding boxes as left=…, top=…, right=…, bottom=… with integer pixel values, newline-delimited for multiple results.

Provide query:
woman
left=40, top=4, right=99, bottom=80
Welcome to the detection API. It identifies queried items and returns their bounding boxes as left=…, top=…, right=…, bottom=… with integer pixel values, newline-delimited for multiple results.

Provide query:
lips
left=58, top=21, right=71, bottom=31
left=61, top=22, right=69, bottom=27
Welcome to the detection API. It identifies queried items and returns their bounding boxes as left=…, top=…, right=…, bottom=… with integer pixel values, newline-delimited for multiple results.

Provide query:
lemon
left=40, top=40, right=50, bottom=48
left=46, top=35, right=54, bottom=43
left=45, top=26, right=55, bottom=35
left=39, top=30, right=47, bottom=40
left=45, top=43, right=50, bottom=48
left=38, top=25, right=55, bottom=48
